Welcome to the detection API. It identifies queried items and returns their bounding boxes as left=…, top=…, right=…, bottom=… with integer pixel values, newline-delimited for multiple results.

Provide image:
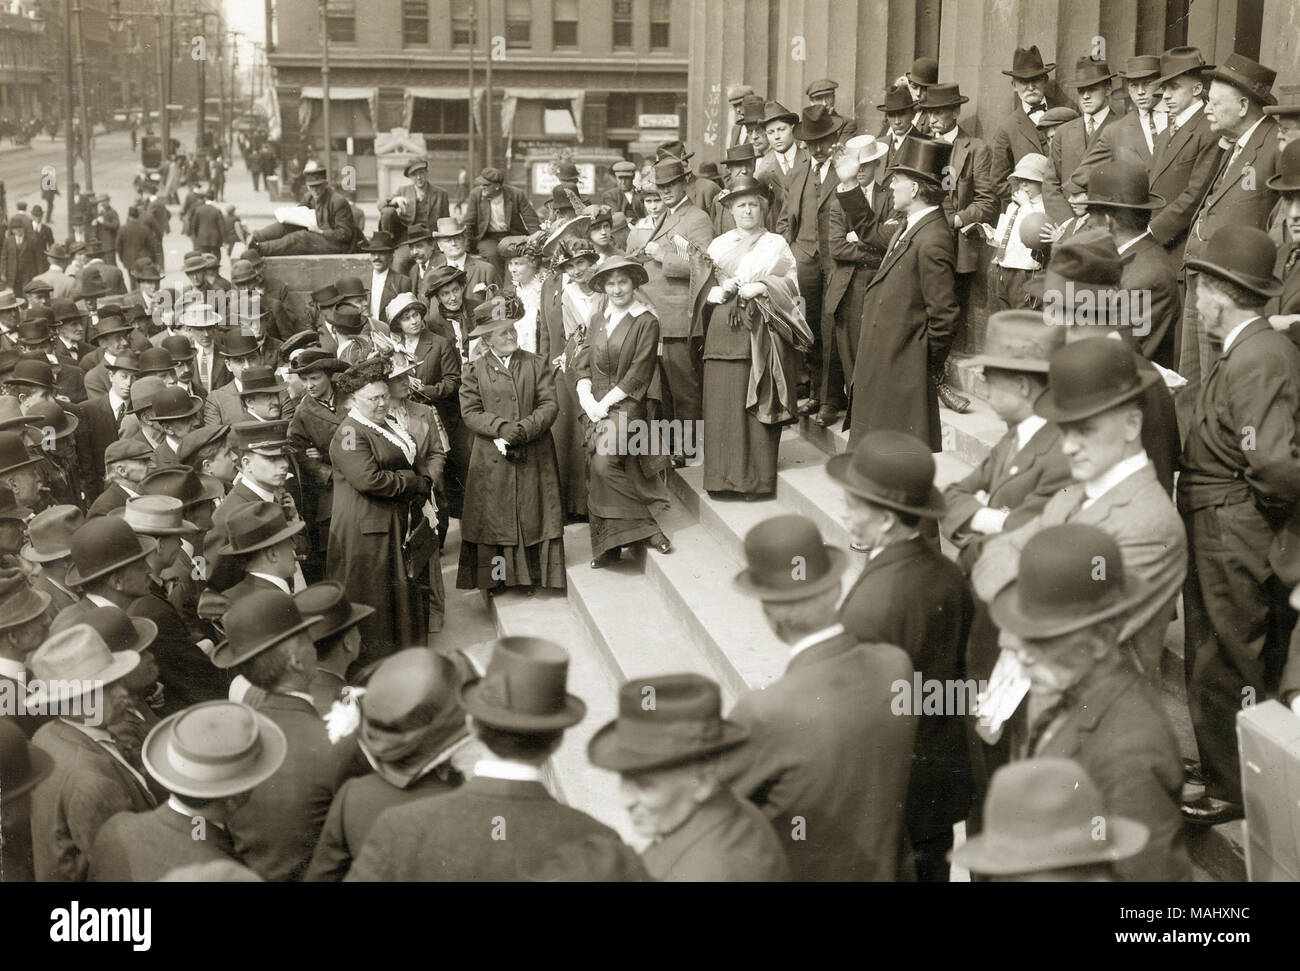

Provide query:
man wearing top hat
left=777, top=103, right=850, bottom=420
left=246, top=160, right=360, bottom=258
left=1177, top=225, right=1300, bottom=825
left=1043, top=56, right=1122, bottom=224
left=718, top=514, right=915, bottom=881
left=847, top=135, right=961, bottom=453
left=462, top=167, right=541, bottom=280
left=348, top=636, right=625, bottom=881
left=305, top=647, right=478, bottom=881
left=635, top=156, right=715, bottom=436
left=89, top=699, right=287, bottom=881
left=0, top=567, right=53, bottom=739
left=991, top=523, right=1189, bottom=881
left=830, top=431, right=974, bottom=881
left=1177, top=53, right=1281, bottom=421
left=990, top=45, right=1065, bottom=201
left=214, top=591, right=358, bottom=881
left=27, top=623, right=157, bottom=881
left=379, top=156, right=450, bottom=243
left=589, top=671, right=790, bottom=882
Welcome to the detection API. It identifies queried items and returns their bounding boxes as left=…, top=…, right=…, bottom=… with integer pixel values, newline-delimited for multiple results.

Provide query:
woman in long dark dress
left=456, top=293, right=566, bottom=594
left=576, top=255, right=672, bottom=568
left=327, top=358, right=434, bottom=669
left=698, top=175, right=808, bottom=498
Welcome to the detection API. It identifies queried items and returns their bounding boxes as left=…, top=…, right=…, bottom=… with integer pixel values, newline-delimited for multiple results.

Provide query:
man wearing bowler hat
left=348, top=636, right=625, bottom=881
left=1043, top=55, right=1121, bottom=224
left=759, top=101, right=806, bottom=184
left=777, top=103, right=849, bottom=419
left=1082, top=161, right=1182, bottom=367
left=990, top=523, right=1189, bottom=881
left=0, top=566, right=53, bottom=739
left=1078, top=54, right=1168, bottom=172
left=380, top=156, right=450, bottom=243
left=718, top=514, right=915, bottom=881
left=990, top=45, right=1064, bottom=201
left=462, top=167, right=542, bottom=280
left=1177, top=52, right=1281, bottom=422
left=589, top=672, right=789, bottom=881
left=0, top=718, right=55, bottom=881
left=27, top=623, right=157, bottom=881
left=214, top=590, right=358, bottom=882
left=831, top=432, right=973, bottom=881
left=88, top=699, right=288, bottom=881
left=305, top=647, right=479, bottom=881
left=847, top=136, right=961, bottom=452
left=1178, top=225, right=1300, bottom=825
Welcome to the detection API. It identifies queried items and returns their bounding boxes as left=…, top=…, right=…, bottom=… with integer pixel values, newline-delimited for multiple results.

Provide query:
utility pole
left=72, top=0, right=92, bottom=192
left=216, top=29, right=226, bottom=158
left=467, top=4, right=474, bottom=185
left=153, top=11, right=166, bottom=162
left=319, top=0, right=330, bottom=179
left=483, top=0, right=492, bottom=169
left=63, top=0, right=76, bottom=240
left=165, top=0, right=174, bottom=158
left=196, top=13, right=206, bottom=158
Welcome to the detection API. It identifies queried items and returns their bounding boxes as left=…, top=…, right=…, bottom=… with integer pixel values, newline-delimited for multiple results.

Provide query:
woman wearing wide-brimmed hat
left=577, top=255, right=671, bottom=567
left=696, top=175, right=811, bottom=499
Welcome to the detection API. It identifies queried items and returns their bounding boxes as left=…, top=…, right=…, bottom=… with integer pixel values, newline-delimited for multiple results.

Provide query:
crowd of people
left=2, top=37, right=1300, bottom=883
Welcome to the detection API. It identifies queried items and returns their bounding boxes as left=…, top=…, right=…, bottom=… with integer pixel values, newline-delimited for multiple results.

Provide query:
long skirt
left=585, top=413, right=669, bottom=557
left=554, top=344, right=589, bottom=519
left=456, top=536, right=566, bottom=591
left=702, top=358, right=782, bottom=495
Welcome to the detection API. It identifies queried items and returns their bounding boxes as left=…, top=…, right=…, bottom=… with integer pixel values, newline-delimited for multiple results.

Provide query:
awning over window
left=403, top=87, right=485, bottom=133
left=298, top=87, right=378, bottom=137
left=500, top=87, right=585, bottom=145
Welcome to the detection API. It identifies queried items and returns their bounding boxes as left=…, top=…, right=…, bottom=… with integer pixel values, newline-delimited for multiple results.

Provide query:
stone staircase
left=440, top=353, right=1246, bottom=879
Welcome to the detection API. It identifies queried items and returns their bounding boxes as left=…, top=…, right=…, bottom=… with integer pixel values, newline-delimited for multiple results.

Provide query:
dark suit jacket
left=637, top=199, right=714, bottom=339
left=848, top=208, right=960, bottom=451
left=1044, top=109, right=1122, bottom=224
left=346, top=773, right=625, bottom=881
left=1025, top=660, right=1190, bottom=881
left=228, top=692, right=354, bottom=882
left=29, top=719, right=156, bottom=881
left=1147, top=106, right=1221, bottom=263
left=370, top=269, right=412, bottom=323
left=1183, top=116, right=1279, bottom=268
left=990, top=99, right=1060, bottom=201
left=87, top=480, right=131, bottom=517
left=1121, top=233, right=1182, bottom=367
left=187, top=203, right=225, bottom=248
left=942, top=127, right=998, bottom=274
left=289, top=393, right=344, bottom=522
left=129, top=583, right=228, bottom=716
left=1076, top=107, right=1158, bottom=173
left=718, top=629, right=916, bottom=880
left=390, top=181, right=450, bottom=230
left=313, top=186, right=360, bottom=252
left=463, top=184, right=541, bottom=246
left=76, top=393, right=121, bottom=501
left=89, top=803, right=240, bottom=881
left=777, top=156, right=840, bottom=272
left=838, top=537, right=976, bottom=842
left=116, top=217, right=161, bottom=270
left=823, top=184, right=887, bottom=352
left=1, top=231, right=46, bottom=292
left=640, top=787, right=790, bottom=881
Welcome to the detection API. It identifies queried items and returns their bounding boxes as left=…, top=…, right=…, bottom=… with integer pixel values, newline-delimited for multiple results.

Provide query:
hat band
left=745, top=553, right=832, bottom=593
left=612, top=715, right=724, bottom=755
left=478, top=672, right=565, bottom=716
left=845, top=469, right=928, bottom=510
left=125, top=513, right=184, bottom=532
left=166, top=735, right=262, bottom=783
left=1016, top=585, right=1124, bottom=625
left=230, top=519, right=288, bottom=553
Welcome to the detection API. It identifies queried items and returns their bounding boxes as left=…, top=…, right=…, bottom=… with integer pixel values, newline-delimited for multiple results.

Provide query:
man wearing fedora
left=88, top=699, right=287, bottom=882
left=21, top=505, right=83, bottom=618
left=462, top=167, right=542, bottom=280
left=203, top=343, right=283, bottom=426
left=589, top=672, right=789, bottom=881
left=1081, top=161, right=1181, bottom=367
left=656, top=141, right=721, bottom=213
left=358, top=232, right=412, bottom=326
left=1177, top=53, right=1281, bottom=419
left=27, top=623, right=158, bottom=881
left=719, top=514, right=915, bottom=880
left=213, top=591, right=355, bottom=882
left=216, top=501, right=305, bottom=604
left=0, top=567, right=53, bottom=739
left=31, top=243, right=75, bottom=302
left=235, top=252, right=306, bottom=343
left=830, top=431, right=973, bottom=881
left=636, top=156, right=715, bottom=438
left=777, top=103, right=850, bottom=419
left=291, top=580, right=372, bottom=715
left=1178, top=225, right=1300, bottom=825
left=990, top=523, right=1189, bottom=881
left=954, top=757, right=1150, bottom=881
left=50, top=299, right=92, bottom=365
left=246, top=160, right=360, bottom=258
left=79, top=307, right=135, bottom=397
left=990, top=46, right=1064, bottom=201
left=348, top=636, right=625, bottom=881
left=0, top=425, right=45, bottom=515
left=379, top=157, right=450, bottom=243
left=429, top=216, right=500, bottom=294
left=76, top=244, right=126, bottom=300
left=847, top=135, right=961, bottom=453
left=1077, top=55, right=1167, bottom=175
left=758, top=101, right=806, bottom=186
left=1043, top=56, right=1122, bottom=224
left=1, top=718, right=55, bottom=881
left=305, top=647, right=477, bottom=881
left=876, top=85, right=921, bottom=193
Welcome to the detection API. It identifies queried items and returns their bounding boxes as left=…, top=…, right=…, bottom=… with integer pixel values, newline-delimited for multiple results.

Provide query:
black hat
left=732, top=514, right=847, bottom=602
left=1066, top=55, right=1117, bottom=89
left=918, top=83, right=969, bottom=110
left=360, top=231, right=398, bottom=253
left=792, top=103, right=846, bottom=142
left=1153, top=46, right=1212, bottom=89
left=422, top=265, right=466, bottom=296
left=460, top=637, right=586, bottom=732
left=715, top=173, right=770, bottom=206
left=1080, top=161, right=1165, bottom=210
left=1267, top=140, right=1300, bottom=193
left=324, top=305, right=364, bottom=334
left=1120, top=54, right=1161, bottom=80
left=235, top=365, right=287, bottom=396
left=757, top=100, right=799, bottom=127
left=1003, top=45, right=1055, bottom=79
left=1035, top=339, right=1160, bottom=424
left=825, top=430, right=945, bottom=518
left=1206, top=52, right=1277, bottom=107
left=876, top=84, right=917, bottom=114
left=290, top=349, right=347, bottom=375
left=887, top=135, right=952, bottom=185
left=1185, top=224, right=1283, bottom=298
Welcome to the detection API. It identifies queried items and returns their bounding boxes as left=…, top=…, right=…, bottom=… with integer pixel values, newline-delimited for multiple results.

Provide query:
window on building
left=325, top=0, right=356, bottom=44
left=410, top=98, right=471, bottom=152
left=650, top=0, right=670, bottom=48
left=506, top=0, right=531, bottom=49
left=402, top=0, right=429, bottom=47
left=450, top=0, right=474, bottom=47
left=553, top=0, right=578, bottom=47
left=612, top=0, right=633, bottom=48
left=607, top=93, right=636, bottom=129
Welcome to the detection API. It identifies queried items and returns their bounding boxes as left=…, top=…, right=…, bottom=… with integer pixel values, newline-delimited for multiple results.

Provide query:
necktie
left=1286, top=246, right=1300, bottom=277
left=1146, top=112, right=1158, bottom=140
left=114, top=400, right=126, bottom=427
left=994, top=202, right=1020, bottom=265
left=1085, top=116, right=1095, bottom=140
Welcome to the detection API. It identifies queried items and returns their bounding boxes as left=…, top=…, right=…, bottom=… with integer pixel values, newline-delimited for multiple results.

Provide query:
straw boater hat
left=143, top=700, right=288, bottom=799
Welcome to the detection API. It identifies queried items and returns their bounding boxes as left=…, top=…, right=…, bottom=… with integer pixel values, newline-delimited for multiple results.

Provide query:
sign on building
left=532, top=162, right=596, bottom=196
left=638, top=114, right=680, bottom=129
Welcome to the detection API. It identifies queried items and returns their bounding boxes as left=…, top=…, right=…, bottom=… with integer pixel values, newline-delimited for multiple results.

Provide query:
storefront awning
left=298, top=87, right=378, bottom=138
left=500, top=87, right=585, bottom=146
left=403, top=87, right=485, bottom=133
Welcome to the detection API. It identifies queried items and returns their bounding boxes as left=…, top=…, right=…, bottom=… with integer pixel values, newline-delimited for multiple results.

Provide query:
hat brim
left=0, top=453, right=43, bottom=475
left=94, top=323, right=135, bottom=339
left=432, top=226, right=468, bottom=239
left=467, top=315, right=525, bottom=340
left=237, top=381, right=289, bottom=396
left=309, top=602, right=375, bottom=643
left=28, top=649, right=140, bottom=705
left=2, top=741, right=53, bottom=801
left=1080, top=190, right=1166, bottom=210
left=154, top=397, right=203, bottom=420
left=1205, top=68, right=1277, bottom=106
left=218, top=517, right=305, bottom=557
left=732, top=545, right=848, bottom=602
left=587, top=720, right=750, bottom=773
left=360, top=241, right=397, bottom=253
left=142, top=704, right=288, bottom=799
left=918, top=95, right=971, bottom=110
left=989, top=567, right=1155, bottom=638
left=966, top=354, right=1052, bottom=374
left=1267, top=173, right=1300, bottom=192
left=65, top=534, right=158, bottom=587
left=1065, top=72, right=1119, bottom=88
left=0, top=586, right=50, bottom=628
left=211, top=612, right=318, bottom=670
left=0, top=500, right=33, bottom=521
left=1002, top=63, right=1055, bottom=78
left=291, top=359, right=349, bottom=375
left=21, top=540, right=73, bottom=564
left=545, top=216, right=594, bottom=254
left=1183, top=259, right=1284, bottom=298
left=759, top=111, right=800, bottom=127
left=825, top=453, right=946, bottom=518
left=952, top=816, right=1149, bottom=874
left=123, top=517, right=199, bottom=536
left=792, top=118, right=847, bottom=142
left=588, top=262, right=650, bottom=291
left=1034, top=366, right=1160, bottom=423
left=460, top=678, right=587, bottom=732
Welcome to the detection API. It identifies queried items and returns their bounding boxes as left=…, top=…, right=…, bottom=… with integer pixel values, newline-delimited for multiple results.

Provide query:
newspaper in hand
left=274, top=205, right=319, bottom=232
left=973, top=647, right=1032, bottom=743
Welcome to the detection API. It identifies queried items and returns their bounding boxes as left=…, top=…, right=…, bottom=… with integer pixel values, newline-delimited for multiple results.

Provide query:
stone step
left=796, top=397, right=1004, bottom=471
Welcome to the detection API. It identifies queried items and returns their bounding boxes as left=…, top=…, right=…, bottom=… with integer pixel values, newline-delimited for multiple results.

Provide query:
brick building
left=268, top=0, right=690, bottom=201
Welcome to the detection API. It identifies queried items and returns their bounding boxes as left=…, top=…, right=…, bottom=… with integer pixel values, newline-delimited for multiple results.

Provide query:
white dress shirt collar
left=934, top=124, right=958, bottom=144
left=790, top=623, right=846, bottom=661
left=904, top=204, right=940, bottom=233
left=370, top=268, right=389, bottom=319
left=474, top=758, right=543, bottom=782
left=1173, top=100, right=1202, bottom=128
left=86, top=592, right=117, bottom=608
left=1116, top=230, right=1152, bottom=256
left=249, top=571, right=292, bottom=594
left=240, top=476, right=276, bottom=502
left=604, top=300, right=649, bottom=331
left=1015, top=413, right=1048, bottom=452
left=1084, top=105, right=1111, bottom=129
left=777, top=143, right=799, bottom=172
left=1222, top=315, right=1261, bottom=354
left=1083, top=450, right=1149, bottom=506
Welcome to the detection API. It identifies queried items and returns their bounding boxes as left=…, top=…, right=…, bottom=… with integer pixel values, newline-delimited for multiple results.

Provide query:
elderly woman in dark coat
left=577, top=255, right=672, bottom=567
left=456, top=292, right=566, bottom=594
left=327, top=358, right=435, bottom=669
